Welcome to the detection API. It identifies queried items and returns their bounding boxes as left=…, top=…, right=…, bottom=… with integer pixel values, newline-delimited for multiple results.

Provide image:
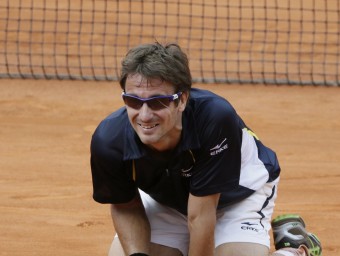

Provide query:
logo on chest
left=178, top=150, right=196, bottom=178
left=180, top=165, right=194, bottom=177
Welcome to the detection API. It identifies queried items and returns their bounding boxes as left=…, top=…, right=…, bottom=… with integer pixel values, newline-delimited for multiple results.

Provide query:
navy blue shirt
left=91, top=88, right=280, bottom=215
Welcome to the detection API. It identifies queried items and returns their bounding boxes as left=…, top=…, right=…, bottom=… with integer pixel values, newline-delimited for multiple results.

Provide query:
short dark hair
left=119, top=42, right=192, bottom=93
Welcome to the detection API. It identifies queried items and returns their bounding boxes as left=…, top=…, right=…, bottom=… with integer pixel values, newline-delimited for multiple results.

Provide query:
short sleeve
left=90, top=119, right=136, bottom=204
left=189, top=98, right=242, bottom=196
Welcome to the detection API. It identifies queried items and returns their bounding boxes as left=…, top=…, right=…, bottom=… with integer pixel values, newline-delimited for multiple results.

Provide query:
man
left=90, top=42, right=321, bottom=256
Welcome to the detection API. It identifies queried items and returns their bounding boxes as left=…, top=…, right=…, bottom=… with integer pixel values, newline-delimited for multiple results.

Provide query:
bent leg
left=214, top=179, right=280, bottom=256
left=108, top=237, right=182, bottom=256
left=271, top=245, right=309, bottom=256
left=215, top=242, right=269, bottom=256
left=215, top=242, right=308, bottom=256
left=150, top=243, right=183, bottom=256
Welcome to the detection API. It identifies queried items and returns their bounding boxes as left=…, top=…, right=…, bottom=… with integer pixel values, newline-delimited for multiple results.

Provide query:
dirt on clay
left=0, top=79, right=339, bottom=255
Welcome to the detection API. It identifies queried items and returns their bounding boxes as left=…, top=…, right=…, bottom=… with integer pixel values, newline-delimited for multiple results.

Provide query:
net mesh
left=0, top=0, right=339, bottom=86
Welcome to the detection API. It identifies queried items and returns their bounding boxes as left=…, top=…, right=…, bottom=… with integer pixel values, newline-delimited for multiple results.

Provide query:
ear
left=178, top=91, right=189, bottom=112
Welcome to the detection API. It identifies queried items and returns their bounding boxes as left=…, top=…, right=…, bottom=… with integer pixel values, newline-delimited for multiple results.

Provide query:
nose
left=138, top=102, right=153, bottom=121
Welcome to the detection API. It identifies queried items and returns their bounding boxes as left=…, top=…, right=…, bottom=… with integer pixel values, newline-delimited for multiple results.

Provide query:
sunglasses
left=122, top=92, right=182, bottom=110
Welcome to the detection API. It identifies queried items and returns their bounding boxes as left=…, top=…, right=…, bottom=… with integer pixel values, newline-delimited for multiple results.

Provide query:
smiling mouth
left=138, top=123, right=159, bottom=129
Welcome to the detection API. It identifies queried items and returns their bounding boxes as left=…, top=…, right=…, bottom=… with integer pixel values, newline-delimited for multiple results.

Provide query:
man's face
left=124, top=74, right=188, bottom=151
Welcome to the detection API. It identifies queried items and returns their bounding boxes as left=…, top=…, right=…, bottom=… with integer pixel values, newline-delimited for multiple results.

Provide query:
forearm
left=188, top=214, right=216, bottom=256
left=187, top=193, right=220, bottom=256
left=110, top=195, right=150, bottom=255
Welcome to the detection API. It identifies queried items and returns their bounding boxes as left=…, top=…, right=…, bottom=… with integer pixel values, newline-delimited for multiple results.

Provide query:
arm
left=187, top=192, right=220, bottom=256
left=110, top=191, right=151, bottom=255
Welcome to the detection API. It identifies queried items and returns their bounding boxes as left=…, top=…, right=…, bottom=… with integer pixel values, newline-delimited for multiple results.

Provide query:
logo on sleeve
left=210, top=138, right=228, bottom=156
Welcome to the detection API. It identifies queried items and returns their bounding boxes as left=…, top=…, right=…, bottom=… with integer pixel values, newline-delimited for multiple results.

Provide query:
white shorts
left=140, top=177, right=279, bottom=256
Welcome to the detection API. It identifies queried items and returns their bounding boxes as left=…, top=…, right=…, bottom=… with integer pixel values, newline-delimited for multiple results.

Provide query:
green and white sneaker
left=271, top=214, right=322, bottom=256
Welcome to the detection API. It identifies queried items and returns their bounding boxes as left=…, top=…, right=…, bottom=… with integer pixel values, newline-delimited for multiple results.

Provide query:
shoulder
left=188, top=88, right=238, bottom=124
left=187, top=89, right=243, bottom=151
left=91, top=107, right=128, bottom=157
left=94, top=107, right=127, bottom=135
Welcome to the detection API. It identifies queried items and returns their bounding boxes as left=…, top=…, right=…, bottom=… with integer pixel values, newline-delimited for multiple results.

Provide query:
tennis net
left=0, top=0, right=339, bottom=86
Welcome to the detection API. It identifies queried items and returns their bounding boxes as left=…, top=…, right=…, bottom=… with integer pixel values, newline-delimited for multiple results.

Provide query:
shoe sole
left=308, top=233, right=322, bottom=256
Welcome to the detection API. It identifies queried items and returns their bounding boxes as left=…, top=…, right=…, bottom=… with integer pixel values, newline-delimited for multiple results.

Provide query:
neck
left=148, top=131, right=181, bottom=152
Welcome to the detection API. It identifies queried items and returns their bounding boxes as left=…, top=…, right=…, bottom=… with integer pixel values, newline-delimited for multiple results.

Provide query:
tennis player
left=90, top=42, right=321, bottom=256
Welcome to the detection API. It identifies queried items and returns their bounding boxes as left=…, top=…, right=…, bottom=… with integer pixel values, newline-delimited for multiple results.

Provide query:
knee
left=215, top=242, right=269, bottom=256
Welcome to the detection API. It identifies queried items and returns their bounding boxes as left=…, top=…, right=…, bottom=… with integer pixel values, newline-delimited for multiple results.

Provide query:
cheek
left=166, top=109, right=182, bottom=125
left=126, top=109, right=138, bottom=123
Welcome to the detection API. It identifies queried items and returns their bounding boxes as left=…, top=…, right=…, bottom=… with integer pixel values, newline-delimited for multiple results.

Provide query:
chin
left=138, top=135, right=160, bottom=147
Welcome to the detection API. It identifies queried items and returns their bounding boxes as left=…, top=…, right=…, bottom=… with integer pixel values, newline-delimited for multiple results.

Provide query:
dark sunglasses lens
left=123, top=96, right=143, bottom=109
left=147, top=98, right=170, bottom=110
left=123, top=95, right=173, bottom=110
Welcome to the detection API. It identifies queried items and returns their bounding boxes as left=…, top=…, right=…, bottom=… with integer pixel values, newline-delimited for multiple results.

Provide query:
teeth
left=139, top=124, right=158, bottom=129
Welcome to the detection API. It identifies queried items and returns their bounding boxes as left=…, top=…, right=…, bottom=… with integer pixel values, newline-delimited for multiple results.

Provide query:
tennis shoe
left=271, top=214, right=322, bottom=256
